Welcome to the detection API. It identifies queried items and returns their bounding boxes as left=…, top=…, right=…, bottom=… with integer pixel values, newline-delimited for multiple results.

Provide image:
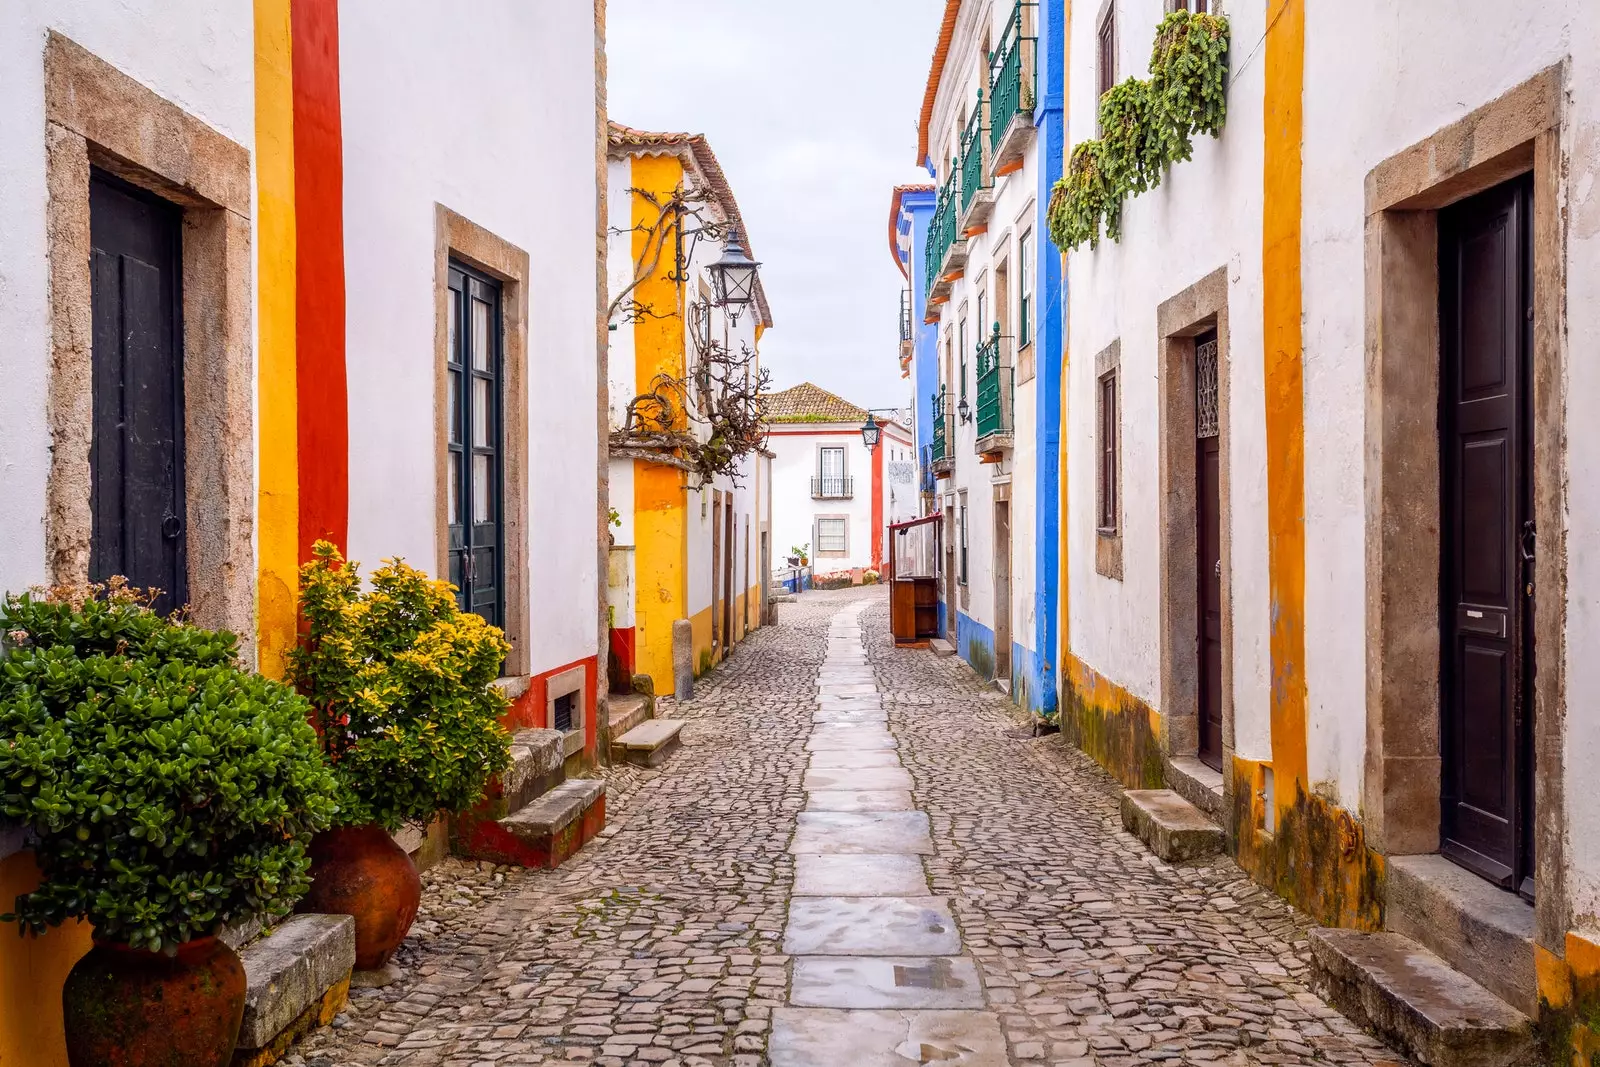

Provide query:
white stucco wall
left=924, top=0, right=1043, bottom=675
left=1065, top=0, right=1272, bottom=758
left=770, top=425, right=887, bottom=574
left=0, top=0, right=256, bottom=600
left=338, top=2, right=601, bottom=675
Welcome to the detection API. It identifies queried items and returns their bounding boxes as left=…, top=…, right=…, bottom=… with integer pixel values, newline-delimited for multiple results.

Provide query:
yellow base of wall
left=0, top=852, right=93, bottom=1067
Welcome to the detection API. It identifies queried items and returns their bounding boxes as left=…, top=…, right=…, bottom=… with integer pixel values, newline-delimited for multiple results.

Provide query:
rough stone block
left=606, top=693, right=653, bottom=744
left=614, top=719, right=685, bottom=767
left=1309, top=928, right=1535, bottom=1067
left=234, top=914, right=355, bottom=1058
left=462, top=779, right=607, bottom=868
left=672, top=618, right=694, bottom=700
left=928, top=639, right=955, bottom=658
left=1119, top=789, right=1222, bottom=862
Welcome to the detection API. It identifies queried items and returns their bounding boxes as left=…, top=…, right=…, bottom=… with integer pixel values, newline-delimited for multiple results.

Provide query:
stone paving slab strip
left=770, top=1008, right=1009, bottom=1067
left=802, top=766, right=914, bottom=792
left=789, top=955, right=986, bottom=1009
left=793, top=853, right=929, bottom=896
left=807, top=749, right=903, bottom=769
left=784, top=895, right=959, bottom=955
left=804, top=789, right=916, bottom=812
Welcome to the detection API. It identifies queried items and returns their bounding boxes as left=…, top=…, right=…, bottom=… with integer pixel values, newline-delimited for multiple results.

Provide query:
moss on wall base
left=1537, top=936, right=1600, bottom=1065
left=1060, top=656, right=1165, bottom=789
left=965, top=636, right=995, bottom=683
left=1226, top=758, right=1384, bottom=930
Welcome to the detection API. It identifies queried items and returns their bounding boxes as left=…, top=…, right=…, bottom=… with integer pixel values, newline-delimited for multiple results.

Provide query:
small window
left=817, top=517, right=848, bottom=556
left=1097, top=370, right=1119, bottom=534
left=958, top=495, right=969, bottom=585
left=552, top=691, right=575, bottom=733
left=1168, top=0, right=1207, bottom=11
left=1018, top=231, right=1034, bottom=347
left=958, top=313, right=969, bottom=401
left=1097, top=4, right=1117, bottom=103
left=977, top=286, right=988, bottom=342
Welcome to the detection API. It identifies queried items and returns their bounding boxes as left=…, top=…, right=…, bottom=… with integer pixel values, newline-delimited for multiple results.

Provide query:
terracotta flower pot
left=63, top=936, right=247, bottom=1067
left=299, top=823, right=421, bottom=969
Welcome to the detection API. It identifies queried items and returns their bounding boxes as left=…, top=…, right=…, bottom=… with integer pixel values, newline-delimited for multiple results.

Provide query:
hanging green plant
left=1047, top=10, right=1230, bottom=252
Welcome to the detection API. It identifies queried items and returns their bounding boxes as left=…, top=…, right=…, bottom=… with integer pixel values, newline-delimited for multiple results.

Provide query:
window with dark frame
left=817, top=517, right=848, bottom=555
left=552, top=691, right=575, bottom=733
left=1168, top=0, right=1207, bottom=11
left=958, top=494, right=969, bottom=585
left=446, top=262, right=505, bottom=631
left=958, top=313, right=969, bottom=402
left=1098, top=370, right=1119, bottom=534
left=1019, top=230, right=1034, bottom=347
left=1097, top=4, right=1117, bottom=103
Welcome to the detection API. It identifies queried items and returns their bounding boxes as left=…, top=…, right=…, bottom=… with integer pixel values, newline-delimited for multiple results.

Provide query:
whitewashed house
left=766, top=384, right=914, bottom=578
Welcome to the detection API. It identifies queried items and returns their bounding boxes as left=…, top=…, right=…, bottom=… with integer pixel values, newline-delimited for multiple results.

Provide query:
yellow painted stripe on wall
left=1262, top=0, right=1309, bottom=806
left=630, top=153, right=688, bottom=693
left=255, top=0, right=299, bottom=679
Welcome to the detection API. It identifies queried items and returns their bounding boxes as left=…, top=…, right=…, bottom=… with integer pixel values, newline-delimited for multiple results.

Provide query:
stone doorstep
left=1165, top=755, right=1226, bottom=822
left=498, top=728, right=566, bottom=815
left=1385, top=853, right=1538, bottom=1017
left=1119, top=789, right=1223, bottom=863
left=928, top=639, right=956, bottom=657
left=614, top=719, right=686, bottom=768
left=459, top=779, right=607, bottom=869
left=606, top=693, right=653, bottom=740
left=1309, top=928, right=1536, bottom=1067
left=234, top=914, right=355, bottom=1057
left=504, top=778, right=606, bottom=838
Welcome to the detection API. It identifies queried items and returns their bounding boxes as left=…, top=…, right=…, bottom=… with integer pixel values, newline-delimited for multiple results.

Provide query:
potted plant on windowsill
left=290, top=542, right=512, bottom=971
left=0, top=581, right=338, bottom=1067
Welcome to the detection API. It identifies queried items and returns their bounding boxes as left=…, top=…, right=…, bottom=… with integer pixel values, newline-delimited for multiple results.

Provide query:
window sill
left=1095, top=529, right=1124, bottom=581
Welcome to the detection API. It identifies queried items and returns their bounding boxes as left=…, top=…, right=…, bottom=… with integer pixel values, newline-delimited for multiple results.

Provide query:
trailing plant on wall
left=0, top=581, right=338, bottom=952
left=1047, top=10, right=1230, bottom=251
left=290, top=542, right=512, bottom=832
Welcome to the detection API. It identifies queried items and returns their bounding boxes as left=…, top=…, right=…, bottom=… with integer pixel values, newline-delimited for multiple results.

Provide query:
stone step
left=1119, top=789, right=1223, bottom=862
left=614, top=719, right=686, bottom=767
left=234, top=914, right=355, bottom=1066
left=1386, top=854, right=1538, bottom=1016
left=1310, top=928, right=1536, bottom=1067
left=479, top=778, right=607, bottom=868
left=607, top=692, right=653, bottom=741
left=928, top=638, right=955, bottom=657
left=450, top=728, right=566, bottom=863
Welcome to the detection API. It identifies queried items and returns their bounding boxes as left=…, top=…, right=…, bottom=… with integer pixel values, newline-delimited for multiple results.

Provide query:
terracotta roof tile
left=764, top=382, right=870, bottom=424
left=889, top=183, right=936, bottom=277
left=916, top=0, right=964, bottom=168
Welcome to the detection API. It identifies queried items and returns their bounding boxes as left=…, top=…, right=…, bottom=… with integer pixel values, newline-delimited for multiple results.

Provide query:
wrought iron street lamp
left=957, top=396, right=972, bottom=424
left=861, top=414, right=882, bottom=451
left=707, top=227, right=761, bottom=319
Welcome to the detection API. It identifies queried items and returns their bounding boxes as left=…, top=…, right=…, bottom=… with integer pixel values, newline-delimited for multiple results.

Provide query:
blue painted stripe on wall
left=1032, top=0, right=1066, bottom=717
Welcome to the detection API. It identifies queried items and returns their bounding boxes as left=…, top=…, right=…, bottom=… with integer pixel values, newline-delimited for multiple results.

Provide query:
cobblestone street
left=292, top=587, right=1401, bottom=1067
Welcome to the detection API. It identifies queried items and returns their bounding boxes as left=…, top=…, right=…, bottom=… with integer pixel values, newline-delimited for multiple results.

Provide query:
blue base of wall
left=938, top=608, right=1049, bottom=717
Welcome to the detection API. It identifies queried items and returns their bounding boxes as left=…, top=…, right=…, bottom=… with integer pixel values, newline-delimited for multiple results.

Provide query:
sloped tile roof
left=916, top=0, right=964, bottom=167
left=764, top=382, right=870, bottom=424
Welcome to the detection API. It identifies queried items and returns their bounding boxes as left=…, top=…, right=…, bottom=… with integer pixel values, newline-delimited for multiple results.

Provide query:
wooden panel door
left=1440, top=175, right=1534, bottom=894
left=993, top=500, right=1011, bottom=685
left=1195, top=330, right=1223, bottom=770
left=89, top=171, right=186, bottom=614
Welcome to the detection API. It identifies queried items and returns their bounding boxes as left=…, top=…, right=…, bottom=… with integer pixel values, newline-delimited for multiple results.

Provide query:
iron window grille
left=817, top=517, right=848, bottom=555
left=1196, top=337, right=1220, bottom=439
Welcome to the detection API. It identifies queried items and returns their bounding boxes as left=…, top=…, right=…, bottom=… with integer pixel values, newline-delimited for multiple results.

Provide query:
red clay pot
left=63, top=936, right=246, bottom=1067
left=299, top=823, right=421, bottom=969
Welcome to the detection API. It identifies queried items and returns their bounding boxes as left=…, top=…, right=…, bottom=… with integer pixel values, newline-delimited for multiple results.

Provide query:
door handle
left=1519, top=520, right=1536, bottom=563
left=161, top=512, right=182, bottom=540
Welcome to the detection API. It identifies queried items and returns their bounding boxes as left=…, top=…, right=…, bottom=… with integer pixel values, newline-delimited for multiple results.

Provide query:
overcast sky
left=608, top=0, right=945, bottom=413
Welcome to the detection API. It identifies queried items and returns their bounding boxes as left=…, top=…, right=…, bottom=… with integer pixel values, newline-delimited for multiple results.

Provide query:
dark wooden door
left=993, top=500, right=1011, bottom=685
left=1440, top=175, right=1535, bottom=895
left=1195, top=329, right=1223, bottom=770
left=711, top=493, right=724, bottom=653
left=89, top=172, right=186, bottom=614
left=446, top=264, right=504, bottom=629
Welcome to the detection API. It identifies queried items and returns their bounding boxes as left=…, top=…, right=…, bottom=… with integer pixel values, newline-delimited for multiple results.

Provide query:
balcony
left=922, top=179, right=967, bottom=313
left=811, top=475, right=854, bottom=500
left=988, top=0, right=1038, bottom=174
left=975, top=326, right=1014, bottom=456
left=899, top=289, right=913, bottom=361
left=957, top=95, right=993, bottom=232
left=930, top=388, right=954, bottom=478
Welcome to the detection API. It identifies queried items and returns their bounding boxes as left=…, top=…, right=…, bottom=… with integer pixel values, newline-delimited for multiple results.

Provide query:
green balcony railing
left=922, top=176, right=960, bottom=302
left=975, top=327, right=1013, bottom=441
left=931, top=388, right=951, bottom=464
left=959, top=94, right=987, bottom=216
left=988, top=0, right=1038, bottom=153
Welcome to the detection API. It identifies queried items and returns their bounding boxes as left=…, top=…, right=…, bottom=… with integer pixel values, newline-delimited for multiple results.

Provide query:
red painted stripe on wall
left=871, top=422, right=885, bottom=570
left=291, top=0, right=347, bottom=561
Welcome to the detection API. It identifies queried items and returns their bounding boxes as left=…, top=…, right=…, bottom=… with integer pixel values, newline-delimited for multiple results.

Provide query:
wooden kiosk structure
left=887, top=514, right=942, bottom=645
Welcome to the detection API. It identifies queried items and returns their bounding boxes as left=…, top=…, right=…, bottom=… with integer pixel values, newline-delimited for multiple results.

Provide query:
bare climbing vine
left=608, top=183, right=770, bottom=488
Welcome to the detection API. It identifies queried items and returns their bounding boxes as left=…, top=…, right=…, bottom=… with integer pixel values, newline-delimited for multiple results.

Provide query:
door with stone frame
left=994, top=497, right=1012, bottom=688
left=1439, top=174, right=1536, bottom=898
left=89, top=170, right=186, bottom=615
left=1195, top=329, right=1223, bottom=771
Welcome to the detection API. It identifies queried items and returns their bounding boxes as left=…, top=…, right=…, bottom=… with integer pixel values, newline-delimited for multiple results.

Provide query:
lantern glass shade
left=708, top=227, right=760, bottom=311
left=957, top=397, right=971, bottom=422
left=861, top=416, right=882, bottom=450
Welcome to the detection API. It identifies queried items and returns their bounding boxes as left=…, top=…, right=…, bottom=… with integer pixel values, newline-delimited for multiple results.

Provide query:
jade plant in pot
left=289, top=541, right=511, bottom=970
left=0, top=581, right=338, bottom=1067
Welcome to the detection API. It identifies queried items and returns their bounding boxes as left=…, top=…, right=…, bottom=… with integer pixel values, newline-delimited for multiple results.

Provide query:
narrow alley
left=292, top=588, right=1399, bottom=1067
